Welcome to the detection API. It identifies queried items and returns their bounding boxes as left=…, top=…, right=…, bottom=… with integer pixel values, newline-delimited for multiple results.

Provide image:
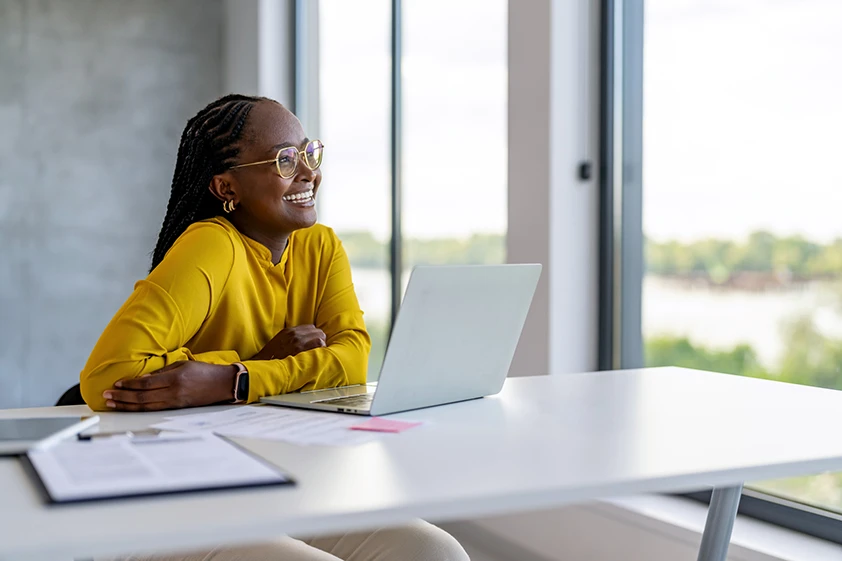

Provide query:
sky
left=317, top=0, right=507, bottom=240
left=643, top=0, right=842, bottom=243
left=316, top=0, right=842, bottom=244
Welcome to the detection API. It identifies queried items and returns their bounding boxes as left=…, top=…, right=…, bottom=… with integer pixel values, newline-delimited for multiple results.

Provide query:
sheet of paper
left=350, top=417, right=423, bottom=433
left=152, top=406, right=378, bottom=446
left=27, top=432, right=290, bottom=503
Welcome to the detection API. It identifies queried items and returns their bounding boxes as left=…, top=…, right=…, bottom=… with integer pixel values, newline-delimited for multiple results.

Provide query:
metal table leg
left=697, top=484, right=743, bottom=561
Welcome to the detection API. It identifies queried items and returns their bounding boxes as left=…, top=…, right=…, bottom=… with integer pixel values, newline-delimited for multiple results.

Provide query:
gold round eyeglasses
left=229, top=139, right=324, bottom=179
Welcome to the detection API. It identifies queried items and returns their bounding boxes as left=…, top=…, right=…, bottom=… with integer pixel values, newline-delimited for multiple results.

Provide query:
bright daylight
left=2, top=1, right=842, bottom=560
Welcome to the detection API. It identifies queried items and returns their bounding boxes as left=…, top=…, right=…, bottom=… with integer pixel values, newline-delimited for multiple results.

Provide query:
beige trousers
left=98, top=520, right=469, bottom=561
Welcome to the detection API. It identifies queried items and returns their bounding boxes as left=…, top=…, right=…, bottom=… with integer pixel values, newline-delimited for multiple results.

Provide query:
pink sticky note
left=350, top=417, right=423, bottom=433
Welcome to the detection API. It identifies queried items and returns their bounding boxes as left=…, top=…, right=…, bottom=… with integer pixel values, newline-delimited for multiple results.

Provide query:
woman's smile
left=281, top=187, right=316, bottom=207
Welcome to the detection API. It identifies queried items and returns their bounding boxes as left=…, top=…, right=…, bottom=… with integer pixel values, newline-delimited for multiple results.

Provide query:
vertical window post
left=389, top=0, right=404, bottom=329
left=598, top=0, right=644, bottom=370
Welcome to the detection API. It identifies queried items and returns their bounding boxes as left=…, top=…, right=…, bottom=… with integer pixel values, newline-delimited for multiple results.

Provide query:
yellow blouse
left=79, top=217, right=370, bottom=411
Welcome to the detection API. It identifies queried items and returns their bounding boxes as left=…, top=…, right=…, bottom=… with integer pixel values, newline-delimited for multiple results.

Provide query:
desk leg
left=696, top=484, right=743, bottom=561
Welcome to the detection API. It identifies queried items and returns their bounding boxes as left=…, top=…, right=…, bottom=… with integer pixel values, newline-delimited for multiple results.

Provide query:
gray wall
left=0, top=0, right=223, bottom=408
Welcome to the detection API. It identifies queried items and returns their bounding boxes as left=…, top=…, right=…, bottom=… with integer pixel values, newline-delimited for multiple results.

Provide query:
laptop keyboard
left=315, top=393, right=374, bottom=408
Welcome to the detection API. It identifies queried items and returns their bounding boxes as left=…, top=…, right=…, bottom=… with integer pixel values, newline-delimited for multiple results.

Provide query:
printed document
left=152, top=406, right=377, bottom=446
left=27, top=432, right=291, bottom=503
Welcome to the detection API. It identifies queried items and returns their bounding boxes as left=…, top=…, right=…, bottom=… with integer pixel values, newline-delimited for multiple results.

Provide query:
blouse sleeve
left=79, top=223, right=237, bottom=410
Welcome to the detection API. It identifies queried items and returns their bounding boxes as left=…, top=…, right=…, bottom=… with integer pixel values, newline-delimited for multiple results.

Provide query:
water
left=643, top=277, right=842, bottom=366
left=352, top=268, right=842, bottom=368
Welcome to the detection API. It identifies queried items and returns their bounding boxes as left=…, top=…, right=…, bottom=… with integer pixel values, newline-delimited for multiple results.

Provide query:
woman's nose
left=296, top=161, right=317, bottom=182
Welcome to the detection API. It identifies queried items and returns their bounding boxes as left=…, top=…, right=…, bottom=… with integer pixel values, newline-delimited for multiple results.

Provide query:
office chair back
left=56, top=383, right=85, bottom=406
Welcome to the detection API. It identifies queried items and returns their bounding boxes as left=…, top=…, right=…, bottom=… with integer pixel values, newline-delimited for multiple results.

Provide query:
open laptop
left=260, top=263, right=541, bottom=416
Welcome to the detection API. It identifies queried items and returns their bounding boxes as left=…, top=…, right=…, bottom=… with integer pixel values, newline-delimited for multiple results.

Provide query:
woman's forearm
left=243, top=328, right=370, bottom=401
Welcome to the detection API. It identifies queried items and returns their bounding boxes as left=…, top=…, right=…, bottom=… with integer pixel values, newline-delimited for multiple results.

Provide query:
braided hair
left=150, top=94, right=270, bottom=271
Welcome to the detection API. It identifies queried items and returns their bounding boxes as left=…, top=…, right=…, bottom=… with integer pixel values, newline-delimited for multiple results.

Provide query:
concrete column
left=506, top=0, right=601, bottom=377
left=223, top=0, right=295, bottom=108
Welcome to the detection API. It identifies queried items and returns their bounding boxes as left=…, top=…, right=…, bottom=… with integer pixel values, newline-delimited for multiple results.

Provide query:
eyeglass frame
left=228, top=139, right=324, bottom=179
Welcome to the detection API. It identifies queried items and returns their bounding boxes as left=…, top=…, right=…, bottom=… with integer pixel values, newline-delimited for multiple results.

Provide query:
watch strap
left=231, top=362, right=249, bottom=403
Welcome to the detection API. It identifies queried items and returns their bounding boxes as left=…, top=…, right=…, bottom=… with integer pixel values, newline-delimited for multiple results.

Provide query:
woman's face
left=225, top=101, right=322, bottom=235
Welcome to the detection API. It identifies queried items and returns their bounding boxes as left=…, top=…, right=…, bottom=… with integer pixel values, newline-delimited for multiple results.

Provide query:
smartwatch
left=231, top=362, right=249, bottom=403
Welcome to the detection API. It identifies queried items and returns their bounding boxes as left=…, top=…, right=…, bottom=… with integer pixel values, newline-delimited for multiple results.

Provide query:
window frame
left=308, top=0, right=405, bottom=334
left=388, top=0, right=403, bottom=329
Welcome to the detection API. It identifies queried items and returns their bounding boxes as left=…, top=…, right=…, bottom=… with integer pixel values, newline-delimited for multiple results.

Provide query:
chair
left=55, top=383, right=85, bottom=406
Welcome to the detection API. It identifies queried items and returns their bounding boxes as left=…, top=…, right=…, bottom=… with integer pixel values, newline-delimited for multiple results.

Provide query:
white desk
left=2, top=367, right=842, bottom=561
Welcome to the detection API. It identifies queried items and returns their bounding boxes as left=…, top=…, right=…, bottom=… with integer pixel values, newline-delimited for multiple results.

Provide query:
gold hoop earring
left=223, top=200, right=236, bottom=213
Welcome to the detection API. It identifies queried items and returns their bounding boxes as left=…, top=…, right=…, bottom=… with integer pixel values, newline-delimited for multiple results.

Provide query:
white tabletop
left=3, top=367, right=842, bottom=560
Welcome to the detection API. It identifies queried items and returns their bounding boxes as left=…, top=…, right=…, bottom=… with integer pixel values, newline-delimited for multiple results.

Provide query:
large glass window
left=318, top=0, right=391, bottom=379
left=643, top=0, right=842, bottom=514
left=319, top=0, right=507, bottom=379
left=402, top=0, right=507, bottom=284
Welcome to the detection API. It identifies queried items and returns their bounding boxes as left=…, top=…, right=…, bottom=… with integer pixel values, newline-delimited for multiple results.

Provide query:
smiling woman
left=79, top=95, right=369, bottom=413
left=78, top=95, right=468, bottom=561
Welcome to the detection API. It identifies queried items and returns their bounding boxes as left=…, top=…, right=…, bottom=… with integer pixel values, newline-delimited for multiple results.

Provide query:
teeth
left=283, top=189, right=314, bottom=202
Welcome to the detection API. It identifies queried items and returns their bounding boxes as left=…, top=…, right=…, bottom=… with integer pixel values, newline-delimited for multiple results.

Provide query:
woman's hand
left=103, top=361, right=237, bottom=412
left=253, top=324, right=327, bottom=361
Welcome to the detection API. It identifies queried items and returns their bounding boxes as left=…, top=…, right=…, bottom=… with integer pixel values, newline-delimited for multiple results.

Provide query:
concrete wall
left=222, top=0, right=295, bottom=108
left=0, top=0, right=222, bottom=408
left=506, top=0, right=600, bottom=378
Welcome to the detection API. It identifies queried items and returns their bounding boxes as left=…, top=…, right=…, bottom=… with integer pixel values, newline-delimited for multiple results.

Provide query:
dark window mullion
left=598, top=0, right=617, bottom=371
left=389, top=0, right=403, bottom=330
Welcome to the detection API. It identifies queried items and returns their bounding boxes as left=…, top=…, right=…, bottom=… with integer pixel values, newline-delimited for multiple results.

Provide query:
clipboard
left=24, top=431, right=294, bottom=504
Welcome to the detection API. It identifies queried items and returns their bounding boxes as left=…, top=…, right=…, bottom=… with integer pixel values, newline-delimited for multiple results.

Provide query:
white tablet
left=0, top=416, right=100, bottom=455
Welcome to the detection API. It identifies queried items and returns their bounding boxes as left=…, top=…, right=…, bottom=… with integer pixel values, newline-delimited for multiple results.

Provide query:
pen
left=77, top=428, right=162, bottom=441
left=31, top=415, right=101, bottom=451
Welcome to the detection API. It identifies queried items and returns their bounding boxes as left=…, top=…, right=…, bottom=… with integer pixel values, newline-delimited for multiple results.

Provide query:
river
left=351, top=269, right=842, bottom=368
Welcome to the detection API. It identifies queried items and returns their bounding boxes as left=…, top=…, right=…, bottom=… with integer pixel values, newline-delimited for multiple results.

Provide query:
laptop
left=260, top=263, right=541, bottom=416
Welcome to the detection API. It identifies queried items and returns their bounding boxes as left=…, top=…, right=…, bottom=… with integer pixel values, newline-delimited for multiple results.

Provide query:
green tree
left=645, top=336, right=766, bottom=377
left=645, top=231, right=842, bottom=282
left=644, top=314, right=842, bottom=391
left=735, top=231, right=777, bottom=272
left=337, top=231, right=505, bottom=269
left=777, top=316, right=842, bottom=390
left=339, top=231, right=387, bottom=269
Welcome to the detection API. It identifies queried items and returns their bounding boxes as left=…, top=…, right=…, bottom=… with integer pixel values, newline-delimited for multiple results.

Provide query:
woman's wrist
left=214, top=364, right=239, bottom=402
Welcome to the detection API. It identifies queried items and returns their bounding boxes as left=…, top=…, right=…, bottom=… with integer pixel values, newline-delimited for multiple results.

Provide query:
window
left=318, top=0, right=391, bottom=379
left=632, top=0, right=842, bottom=537
left=402, top=0, right=507, bottom=285
left=318, top=0, right=507, bottom=378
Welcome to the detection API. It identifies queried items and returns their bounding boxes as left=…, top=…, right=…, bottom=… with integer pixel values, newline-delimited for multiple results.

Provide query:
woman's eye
left=279, top=157, right=292, bottom=164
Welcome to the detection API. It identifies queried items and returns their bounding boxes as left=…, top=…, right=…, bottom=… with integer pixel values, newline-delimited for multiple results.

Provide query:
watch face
left=236, top=372, right=249, bottom=401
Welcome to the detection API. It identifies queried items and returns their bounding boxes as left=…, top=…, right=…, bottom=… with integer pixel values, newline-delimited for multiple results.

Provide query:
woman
left=81, top=94, right=469, bottom=561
